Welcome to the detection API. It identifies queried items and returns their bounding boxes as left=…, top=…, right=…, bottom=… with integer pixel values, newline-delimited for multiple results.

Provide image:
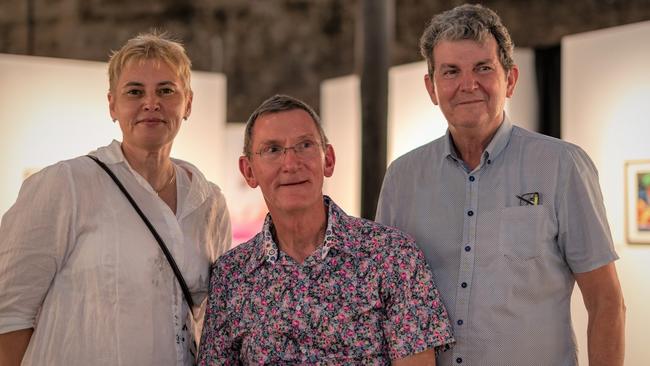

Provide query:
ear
left=323, top=144, right=335, bottom=178
left=184, top=90, right=193, bottom=119
left=238, top=155, right=258, bottom=188
left=424, top=74, right=439, bottom=105
left=505, top=65, right=519, bottom=98
left=108, top=91, right=117, bottom=121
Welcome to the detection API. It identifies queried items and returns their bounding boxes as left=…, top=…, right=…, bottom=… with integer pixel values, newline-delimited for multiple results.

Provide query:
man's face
left=424, top=36, right=518, bottom=135
left=238, top=109, right=335, bottom=215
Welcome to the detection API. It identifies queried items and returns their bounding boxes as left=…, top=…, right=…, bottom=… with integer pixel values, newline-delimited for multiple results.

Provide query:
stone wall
left=1, top=0, right=649, bottom=121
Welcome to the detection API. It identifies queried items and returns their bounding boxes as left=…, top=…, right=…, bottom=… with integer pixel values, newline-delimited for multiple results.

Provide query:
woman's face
left=108, top=58, right=192, bottom=152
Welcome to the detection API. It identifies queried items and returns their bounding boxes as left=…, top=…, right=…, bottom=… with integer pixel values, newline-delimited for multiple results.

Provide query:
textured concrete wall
left=1, top=0, right=649, bottom=121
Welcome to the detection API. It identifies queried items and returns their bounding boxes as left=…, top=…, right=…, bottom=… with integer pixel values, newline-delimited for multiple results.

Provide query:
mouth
left=136, top=118, right=166, bottom=124
left=278, top=179, right=309, bottom=187
left=456, top=100, right=484, bottom=106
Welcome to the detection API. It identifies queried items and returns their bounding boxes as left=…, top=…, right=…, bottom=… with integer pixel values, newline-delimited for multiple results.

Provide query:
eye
left=441, top=69, right=458, bottom=79
left=158, top=87, right=175, bottom=96
left=262, top=145, right=283, bottom=154
left=125, top=89, right=143, bottom=96
left=476, top=65, right=493, bottom=73
left=298, top=140, right=315, bottom=149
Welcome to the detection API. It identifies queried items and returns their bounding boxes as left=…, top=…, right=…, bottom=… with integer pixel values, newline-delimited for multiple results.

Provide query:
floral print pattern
left=198, top=196, right=454, bottom=365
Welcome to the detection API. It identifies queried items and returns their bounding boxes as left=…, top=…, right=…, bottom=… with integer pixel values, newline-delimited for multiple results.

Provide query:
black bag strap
left=86, top=155, right=195, bottom=314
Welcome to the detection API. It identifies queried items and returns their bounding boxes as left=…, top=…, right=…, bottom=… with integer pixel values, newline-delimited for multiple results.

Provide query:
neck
left=120, top=142, right=174, bottom=188
left=449, top=118, right=503, bottom=171
left=270, top=200, right=327, bottom=264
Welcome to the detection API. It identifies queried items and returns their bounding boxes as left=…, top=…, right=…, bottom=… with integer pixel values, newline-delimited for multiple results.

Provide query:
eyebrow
left=121, top=81, right=177, bottom=88
left=258, top=134, right=316, bottom=146
left=439, top=58, right=496, bottom=69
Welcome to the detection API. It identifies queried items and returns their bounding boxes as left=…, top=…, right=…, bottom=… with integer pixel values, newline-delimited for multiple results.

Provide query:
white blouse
left=0, top=140, right=231, bottom=365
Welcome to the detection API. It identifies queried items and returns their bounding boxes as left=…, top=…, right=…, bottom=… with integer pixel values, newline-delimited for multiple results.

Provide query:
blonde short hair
left=108, top=31, right=192, bottom=94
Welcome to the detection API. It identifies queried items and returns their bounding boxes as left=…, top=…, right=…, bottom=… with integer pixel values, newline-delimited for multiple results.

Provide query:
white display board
left=0, top=54, right=227, bottom=215
left=563, top=21, right=650, bottom=366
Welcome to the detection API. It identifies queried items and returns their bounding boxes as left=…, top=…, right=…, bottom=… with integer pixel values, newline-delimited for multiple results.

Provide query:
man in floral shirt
left=198, top=94, right=454, bottom=365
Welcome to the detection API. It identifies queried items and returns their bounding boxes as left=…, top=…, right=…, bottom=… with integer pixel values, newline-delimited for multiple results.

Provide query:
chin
left=273, top=192, right=321, bottom=212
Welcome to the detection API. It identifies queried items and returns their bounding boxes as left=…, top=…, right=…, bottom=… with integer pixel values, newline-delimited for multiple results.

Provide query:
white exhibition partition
left=0, top=54, right=227, bottom=216
left=387, top=62, right=448, bottom=163
left=507, top=48, right=538, bottom=132
left=321, top=75, right=362, bottom=216
left=563, top=21, right=650, bottom=366
left=222, top=123, right=267, bottom=246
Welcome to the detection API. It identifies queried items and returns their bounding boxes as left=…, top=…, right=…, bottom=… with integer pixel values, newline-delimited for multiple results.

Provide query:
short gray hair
left=419, top=4, right=514, bottom=76
left=243, top=94, right=329, bottom=157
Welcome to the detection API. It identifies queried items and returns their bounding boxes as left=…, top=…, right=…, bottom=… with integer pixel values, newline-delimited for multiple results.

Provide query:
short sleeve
left=557, top=147, right=618, bottom=274
left=197, top=258, right=240, bottom=365
left=375, top=162, right=397, bottom=225
left=0, top=163, right=76, bottom=334
left=380, top=236, right=455, bottom=359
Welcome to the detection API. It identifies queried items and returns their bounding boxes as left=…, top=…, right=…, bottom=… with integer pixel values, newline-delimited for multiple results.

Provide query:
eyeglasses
left=254, top=140, right=322, bottom=162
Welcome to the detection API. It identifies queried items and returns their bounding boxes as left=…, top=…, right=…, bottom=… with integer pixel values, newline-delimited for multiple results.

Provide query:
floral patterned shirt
left=198, top=196, right=454, bottom=365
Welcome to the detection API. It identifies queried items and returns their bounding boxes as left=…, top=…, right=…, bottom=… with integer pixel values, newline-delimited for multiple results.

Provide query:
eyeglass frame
left=252, top=139, right=324, bottom=162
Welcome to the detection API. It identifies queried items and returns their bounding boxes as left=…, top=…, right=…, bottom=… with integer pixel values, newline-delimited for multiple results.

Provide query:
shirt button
left=456, top=357, right=463, bottom=363
left=461, top=282, right=467, bottom=288
left=296, top=305, right=301, bottom=311
left=464, top=245, right=471, bottom=252
left=457, top=319, right=464, bottom=326
left=469, top=176, right=475, bottom=182
left=467, top=210, right=474, bottom=216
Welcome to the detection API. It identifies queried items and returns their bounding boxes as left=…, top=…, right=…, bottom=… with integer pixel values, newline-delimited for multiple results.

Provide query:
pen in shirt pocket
left=516, top=192, right=541, bottom=206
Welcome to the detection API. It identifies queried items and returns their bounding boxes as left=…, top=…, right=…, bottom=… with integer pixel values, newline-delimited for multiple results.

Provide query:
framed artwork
left=625, top=160, right=650, bottom=244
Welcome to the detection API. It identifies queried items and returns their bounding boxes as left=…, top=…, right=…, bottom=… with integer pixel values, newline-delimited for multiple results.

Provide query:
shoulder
left=511, top=126, right=587, bottom=156
left=23, top=155, right=96, bottom=190
left=212, top=234, right=262, bottom=276
left=387, top=136, right=445, bottom=174
left=337, top=213, right=422, bottom=258
left=173, top=157, right=228, bottom=199
left=510, top=126, right=596, bottom=172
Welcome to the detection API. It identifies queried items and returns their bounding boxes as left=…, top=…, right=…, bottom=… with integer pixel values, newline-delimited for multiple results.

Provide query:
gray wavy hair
left=419, top=4, right=515, bottom=77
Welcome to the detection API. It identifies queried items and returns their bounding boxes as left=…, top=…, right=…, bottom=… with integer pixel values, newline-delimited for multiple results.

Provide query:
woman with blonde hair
left=0, top=32, right=231, bottom=366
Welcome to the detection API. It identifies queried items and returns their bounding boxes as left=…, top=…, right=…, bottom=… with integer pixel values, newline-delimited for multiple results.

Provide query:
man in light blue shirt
left=376, top=4, right=625, bottom=366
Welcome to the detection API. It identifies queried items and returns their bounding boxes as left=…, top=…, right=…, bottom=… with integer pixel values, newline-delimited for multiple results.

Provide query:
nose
left=459, top=72, right=478, bottom=92
left=280, top=148, right=301, bottom=171
left=143, top=94, right=161, bottom=111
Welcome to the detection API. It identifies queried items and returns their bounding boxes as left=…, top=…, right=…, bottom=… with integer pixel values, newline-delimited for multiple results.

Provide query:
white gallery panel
left=221, top=123, right=267, bottom=246
left=321, top=75, right=361, bottom=217
left=507, top=48, right=538, bottom=132
left=387, top=61, right=448, bottom=164
left=562, top=21, right=650, bottom=366
left=0, top=54, right=227, bottom=214
left=563, top=21, right=650, bottom=245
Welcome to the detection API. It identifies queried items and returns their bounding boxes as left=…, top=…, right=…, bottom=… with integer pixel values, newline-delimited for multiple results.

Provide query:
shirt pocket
left=499, top=205, right=548, bottom=261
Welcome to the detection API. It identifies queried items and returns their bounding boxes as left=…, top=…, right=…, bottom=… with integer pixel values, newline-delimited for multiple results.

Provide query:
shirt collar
left=247, top=195, right=348, bottom=272
left=89, top=140, right=216, bottom=217
left=483, top=113, right=513, bottom=164
left=442, top=113, right=513, bottom=168
left=92, top=139, right=127, bottom=165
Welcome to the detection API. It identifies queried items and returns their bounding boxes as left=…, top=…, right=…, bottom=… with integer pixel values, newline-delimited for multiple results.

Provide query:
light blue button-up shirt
left=376, top=116, right=618, bottom=366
